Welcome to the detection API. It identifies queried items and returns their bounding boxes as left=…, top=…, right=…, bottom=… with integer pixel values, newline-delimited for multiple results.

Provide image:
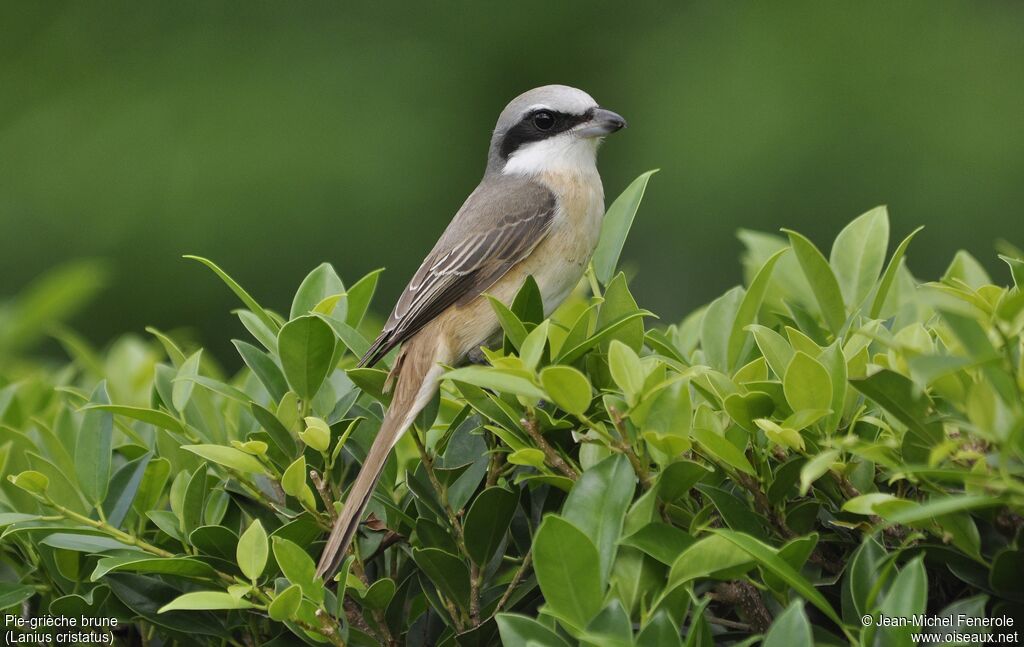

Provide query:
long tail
left=316, top=335, right=444, bottom=579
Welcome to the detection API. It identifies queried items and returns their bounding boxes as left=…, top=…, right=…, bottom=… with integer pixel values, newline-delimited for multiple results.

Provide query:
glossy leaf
left=592, top=170, right=658, bottom=284
left=277, top=315, right=337, bottom=400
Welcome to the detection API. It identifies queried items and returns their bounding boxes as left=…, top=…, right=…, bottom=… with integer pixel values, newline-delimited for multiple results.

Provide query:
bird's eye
left=532, top=111, right=555, bottom=130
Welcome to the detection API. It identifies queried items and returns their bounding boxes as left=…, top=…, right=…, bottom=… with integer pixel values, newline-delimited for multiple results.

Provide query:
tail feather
left=316, top=337, right=443, bottom=579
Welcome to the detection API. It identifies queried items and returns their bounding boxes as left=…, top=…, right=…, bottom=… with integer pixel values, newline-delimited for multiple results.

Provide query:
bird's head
left=488, top=85, right=626, bottom=177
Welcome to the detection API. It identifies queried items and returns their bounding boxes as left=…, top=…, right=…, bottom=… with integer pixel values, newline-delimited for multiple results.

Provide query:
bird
left=315, top=85, right=626, bottom=579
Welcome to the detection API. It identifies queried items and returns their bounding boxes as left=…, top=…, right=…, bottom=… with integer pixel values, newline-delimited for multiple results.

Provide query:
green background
left=3, top=1, right=1023, bottom=359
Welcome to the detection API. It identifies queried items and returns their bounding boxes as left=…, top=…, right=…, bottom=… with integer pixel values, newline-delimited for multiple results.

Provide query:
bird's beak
left=577, top=107, right=628, bottom=138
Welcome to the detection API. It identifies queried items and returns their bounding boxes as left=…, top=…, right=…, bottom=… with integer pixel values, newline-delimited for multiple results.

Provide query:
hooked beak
left=577, top=107, right=628, bottom=138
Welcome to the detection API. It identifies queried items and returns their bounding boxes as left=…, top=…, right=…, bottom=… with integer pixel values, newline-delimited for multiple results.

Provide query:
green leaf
left=496, top=614, right=572, bottom=647
left=172, top=349, right=202, bottom=411
left=488, top=295, right=529, bottom=350
left=158, top=591, right=255, bottom=613
left=251, top=403, right=297, bottom=456
left=783, top=229, right=846, bottom=333
left=185, top=255, right=279, bottom=332
left=299, top=416, right=331, bottom=452
left=593, top=170, right=658, bottom=284
left=411, top=547, right=471, bottom=609
left=666, top=534, right=754, bottom=588
left=557, top=310, right=654, bottom=364
left=345, top=268, right=383, bottom=328
left=999, top=254, right=1024, bottom=289
left=656, top=459, right=712, bottom=502
left=76, top=381, right=113, bottom=505
left=40, top=532, right=137, bottom=553
left=102, top=451, right=152, bottom=528
left=636, top=611, right=683, bottom=647
left=519, top=319, right=549, bottom=371
left=317, top=314, right=371, bottom=359
left=511, top=275, right=545, bottom=325
left=799, top=449, right=839, bottom=495
left=870, top=226, right=923, bottom=318
left=233, top=340, right=288, bottom=401
left=360, top=577, right=396, bottom=611
left=943, top=250, right=991, bottom=289
left=712, top=529, right=843, bottom=626
left=237, top=520, right=268, bottom=582
left=700, top=286, right=744, bottom=371
left=91, top=555, right=217, bottom=581
left=728, top=248, right=787, bottom=368
left=747, top=325, right=794, bottom=379
left=181, top=445, right=269, bottom=475
left=507, top=448, right=546, bottom=468
left=723, top=391, right=774, bottom=432
left=9, top=470, right=49, bottom=495
left=841, top=537, right=885, bottom=622
left=281, top=456, right=307, bottom=497
left=620, top=522, right=695, bottom=566
left=181, top=464, right=208, bottom=537
left=291, top=262, right=345, bottom=319
left=562, top=454, right=635, bottom=584
left=849, top=369, right=943, bottom=462
left=691, top=426, right=755, bottom=476
left=80, top=404, right=186, bottom=435
left=540, top=366, right=592, bottom=416
left=818, top=341, right=847, bottom=432
left=878, top=494, right=1002, bottom=525
left=463, top=487, right=518, bottom=565
left=272, top=537, right=323, bottom=604
left=608, top=339, right=645, bottom=401
left=444, top=366, right=545, bottom=400
left=533, top=515, right=604, bottom=631
left=236, top=309, right=279, bottom=353
left=596, top=273, right=646, bottom=352
left=830, top=206, right=889, bottom=308
left=0, top=584, right=37, bottom=610
left=783, top=351, right=832, bottom=412
left=876, top=556, right=927, bottom=646
left=763, top=600, right=812, bottom=647
left=277, top=315, right=337, bottom=400
left=583, top=600, right=632, bottom=645
left=267, top=584, right=302, bottom=622
left=642, top=379, right=692, bottom=449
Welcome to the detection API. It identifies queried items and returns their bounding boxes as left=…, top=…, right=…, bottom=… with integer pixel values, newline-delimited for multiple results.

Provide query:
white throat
left=502, top=134, right=600, bottom=177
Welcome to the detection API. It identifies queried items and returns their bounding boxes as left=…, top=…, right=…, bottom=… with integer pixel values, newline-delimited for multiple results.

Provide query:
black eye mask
left=499, top=108, right=594, bottom=160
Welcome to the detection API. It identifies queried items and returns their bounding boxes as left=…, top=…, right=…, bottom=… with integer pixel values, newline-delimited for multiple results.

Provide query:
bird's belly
left=442, top=174, right=604, bottom=359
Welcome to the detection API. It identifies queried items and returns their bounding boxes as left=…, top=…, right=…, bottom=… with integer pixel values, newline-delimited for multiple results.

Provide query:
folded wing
left=359, top=177, right=557, bottom=367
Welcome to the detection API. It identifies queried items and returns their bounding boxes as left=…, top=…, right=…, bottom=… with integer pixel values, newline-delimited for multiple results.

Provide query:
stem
left=605, top=406, right=653, bottom=489
left=521, top=415, right=578, bottom=480
left=469, top=563, right=481, bottom=624
left=46, top=498, right=174, bottom=558
left=310, top=470, right=338, bottom=520
left=492, top=550, right=532, bottom=616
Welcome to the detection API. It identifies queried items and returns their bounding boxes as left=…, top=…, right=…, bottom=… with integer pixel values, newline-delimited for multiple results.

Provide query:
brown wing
left=358, top=176, right=557, bottom=367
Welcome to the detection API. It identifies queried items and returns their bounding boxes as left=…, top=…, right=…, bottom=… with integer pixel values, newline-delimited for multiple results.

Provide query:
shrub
left=1, top=173, right=1022, bottom=645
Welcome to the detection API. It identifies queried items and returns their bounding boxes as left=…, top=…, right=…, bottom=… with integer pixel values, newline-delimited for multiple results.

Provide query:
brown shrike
left=316, top=85, right=626, bottom=578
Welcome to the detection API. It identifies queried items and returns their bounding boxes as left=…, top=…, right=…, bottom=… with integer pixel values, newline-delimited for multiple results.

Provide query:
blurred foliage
left=1, top=176, right=1022, bottom=644
left=3, top=1, right=1024, bottom=358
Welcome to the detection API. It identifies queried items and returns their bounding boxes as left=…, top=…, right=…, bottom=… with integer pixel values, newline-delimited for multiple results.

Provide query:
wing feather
left=359, top=177, right=556, bottom=367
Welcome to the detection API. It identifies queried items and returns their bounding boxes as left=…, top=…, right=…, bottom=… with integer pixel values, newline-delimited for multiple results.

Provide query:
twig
left=520, top=416, right=578, bottom=480
left=470, top=563, right=481, bottom=624
left=706, top=614, right=751, bottom=631
left=606, top=406, right=653, bottom=489
left=712, top=581, right=772, bottom=633
left=310, top=469, right=338, bottom=521
left=493, top=550, right=532, bottom=615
